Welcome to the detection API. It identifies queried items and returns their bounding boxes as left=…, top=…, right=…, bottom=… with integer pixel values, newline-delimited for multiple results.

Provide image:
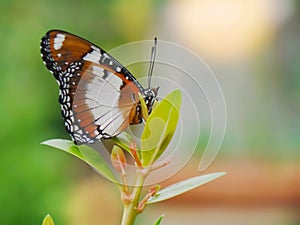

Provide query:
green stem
left=121, top=205, right=137, bottom=225
left=120, top=172, right=146, bottom=225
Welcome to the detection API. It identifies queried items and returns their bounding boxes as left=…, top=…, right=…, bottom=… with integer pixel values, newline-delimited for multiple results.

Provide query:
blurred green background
left=1, top=0, right=299, bottom=224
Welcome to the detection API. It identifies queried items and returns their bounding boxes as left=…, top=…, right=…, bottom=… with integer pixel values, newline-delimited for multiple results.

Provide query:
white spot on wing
left=83, top=47, right=101, bottom=63
left=54, top=34, right=65, bottom=50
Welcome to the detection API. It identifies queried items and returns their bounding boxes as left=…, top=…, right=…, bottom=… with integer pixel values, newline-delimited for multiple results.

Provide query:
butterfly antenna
left=148, top=37, right=157, bottom=89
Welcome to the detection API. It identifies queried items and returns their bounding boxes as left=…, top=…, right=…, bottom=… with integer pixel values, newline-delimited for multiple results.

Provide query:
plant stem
left=121, top=205, right=137, bottom=225
left=120, top=172, right=146, bottom=225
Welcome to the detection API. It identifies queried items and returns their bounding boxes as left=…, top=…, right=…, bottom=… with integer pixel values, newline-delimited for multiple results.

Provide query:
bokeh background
left=1, top=0, right=299, bottom=224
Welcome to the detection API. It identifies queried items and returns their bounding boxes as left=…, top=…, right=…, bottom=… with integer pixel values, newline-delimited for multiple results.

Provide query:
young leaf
left=153, top=215, right=164, bottom=225
left=42, top=214, right=54, bottom=225
left=139, top=92, right=149, bottom=122
left=141, top=89, right=182, bottom=166
left=111, top=145, right=127, bottom=173
left=129, top=141, right=143, bottom=168
left=146, top=172, right=226, bottom=204
left=42, top=139, right=117, bottom=182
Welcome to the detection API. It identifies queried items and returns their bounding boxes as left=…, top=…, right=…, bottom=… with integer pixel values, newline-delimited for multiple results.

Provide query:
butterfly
left=40, top=30, right=158, bottom=145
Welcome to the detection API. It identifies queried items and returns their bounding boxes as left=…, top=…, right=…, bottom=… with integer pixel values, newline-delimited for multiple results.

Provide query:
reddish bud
left=130, top=141, right=143, bottom=168
left=111, top=146, right=127, bottom=174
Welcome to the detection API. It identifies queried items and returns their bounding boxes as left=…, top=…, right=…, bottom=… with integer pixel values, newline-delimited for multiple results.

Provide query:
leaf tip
left=42, top=214, right=54, bottom=225
left=153, top=214, right=164, bottom=225
left=40, top=140, right=49, bottom=145
left=216, top=172, right=226, bottom=177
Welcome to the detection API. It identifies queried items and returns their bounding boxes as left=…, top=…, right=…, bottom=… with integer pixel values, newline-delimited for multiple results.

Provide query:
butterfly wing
left=40, top=30, right=144, bottom=144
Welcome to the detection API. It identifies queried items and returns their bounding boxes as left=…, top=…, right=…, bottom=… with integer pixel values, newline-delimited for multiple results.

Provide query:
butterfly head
left=143, top=86, right=159, bottom=114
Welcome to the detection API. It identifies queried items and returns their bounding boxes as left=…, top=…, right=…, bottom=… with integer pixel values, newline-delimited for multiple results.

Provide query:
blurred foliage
left=1, top=0, right=300, bottom=224
left=0, top=0, right=160, bottom=224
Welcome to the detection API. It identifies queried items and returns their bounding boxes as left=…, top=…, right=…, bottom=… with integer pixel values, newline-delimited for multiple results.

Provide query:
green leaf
left=147, top=172, right=226, bottom=204
left=141, top=89, right=182, bottom=166
left=42, top=214, right=54, bottom=225
left=111, top=132, right=134, bottom=154
left=153, top=215, right=164, bottom=225
left=79, top=144, right=117, bottom=182
left=42, top=139, right=83, bottom=158
left=42, top=139, right=117, bottom=182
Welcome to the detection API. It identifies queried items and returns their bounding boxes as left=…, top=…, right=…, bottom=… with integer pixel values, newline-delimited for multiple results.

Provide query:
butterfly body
left=40, top=30, right=158, bottom=145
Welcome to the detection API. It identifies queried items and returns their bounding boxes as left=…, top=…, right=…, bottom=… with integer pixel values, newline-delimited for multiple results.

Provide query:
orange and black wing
left=40, top=30, right=144, bottom=144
